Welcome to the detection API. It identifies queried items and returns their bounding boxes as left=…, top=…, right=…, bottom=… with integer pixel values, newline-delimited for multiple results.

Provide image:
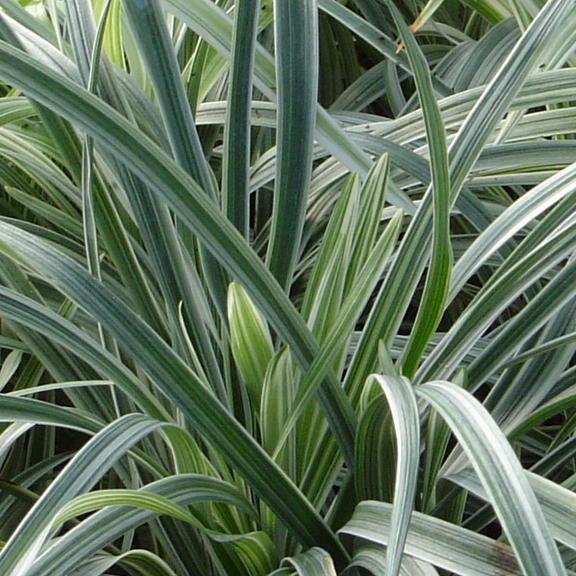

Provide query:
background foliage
left=0, top=0, right=575, bottom=574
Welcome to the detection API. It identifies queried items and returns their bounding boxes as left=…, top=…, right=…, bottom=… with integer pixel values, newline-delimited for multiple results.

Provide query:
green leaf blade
left=266, top=0, right=319, bottom=290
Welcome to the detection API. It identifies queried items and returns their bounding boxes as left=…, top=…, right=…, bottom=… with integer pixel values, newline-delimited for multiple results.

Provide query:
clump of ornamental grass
left=0, top=0, right=574, bottom=575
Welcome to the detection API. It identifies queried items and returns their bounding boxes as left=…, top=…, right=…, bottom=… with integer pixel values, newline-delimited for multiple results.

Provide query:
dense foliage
left=0, top=0, right=575, bottom=574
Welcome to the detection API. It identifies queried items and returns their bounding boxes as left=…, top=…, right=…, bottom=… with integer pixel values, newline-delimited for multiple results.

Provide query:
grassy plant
left=0, top=0, right=575, bottom=574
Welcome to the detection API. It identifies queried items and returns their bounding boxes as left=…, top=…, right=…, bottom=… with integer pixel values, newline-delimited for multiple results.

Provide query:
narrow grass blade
left=0, top=349, right=22, bottom=391
left=222, top=0, right=260, bottom=238
left=384, top=1, right=452, bottom=378
left=350, top=546, right=439, bottom=576
left=266, top=0, right=319, bottom=290
left=0, top=395, right=102, bottom=433
left=55, top=489, right=206, bottom=528
left=365, top=375, right=419, bottom=576
left=123, top=0, right=216, bottom=199
left=93, top=0, right=124, bottom=67
left=228, top=282, right=274, bottom=411
left=279, top=547, right=337, bottom=576
left=448, top=468, right=576, bottom=551
left=74, top=550, right=178, bottom=576
left=417, top=381, right=566, bottom=575
left=340, top=501, right=522, bottom=576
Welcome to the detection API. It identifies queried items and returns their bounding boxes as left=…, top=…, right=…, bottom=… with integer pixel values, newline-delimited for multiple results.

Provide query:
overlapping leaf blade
left=417, top=381, right=566, bottom=575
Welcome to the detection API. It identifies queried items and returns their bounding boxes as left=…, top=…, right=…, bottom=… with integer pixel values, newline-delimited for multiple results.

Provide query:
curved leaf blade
left=417, top=381, right=566, bottom=575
